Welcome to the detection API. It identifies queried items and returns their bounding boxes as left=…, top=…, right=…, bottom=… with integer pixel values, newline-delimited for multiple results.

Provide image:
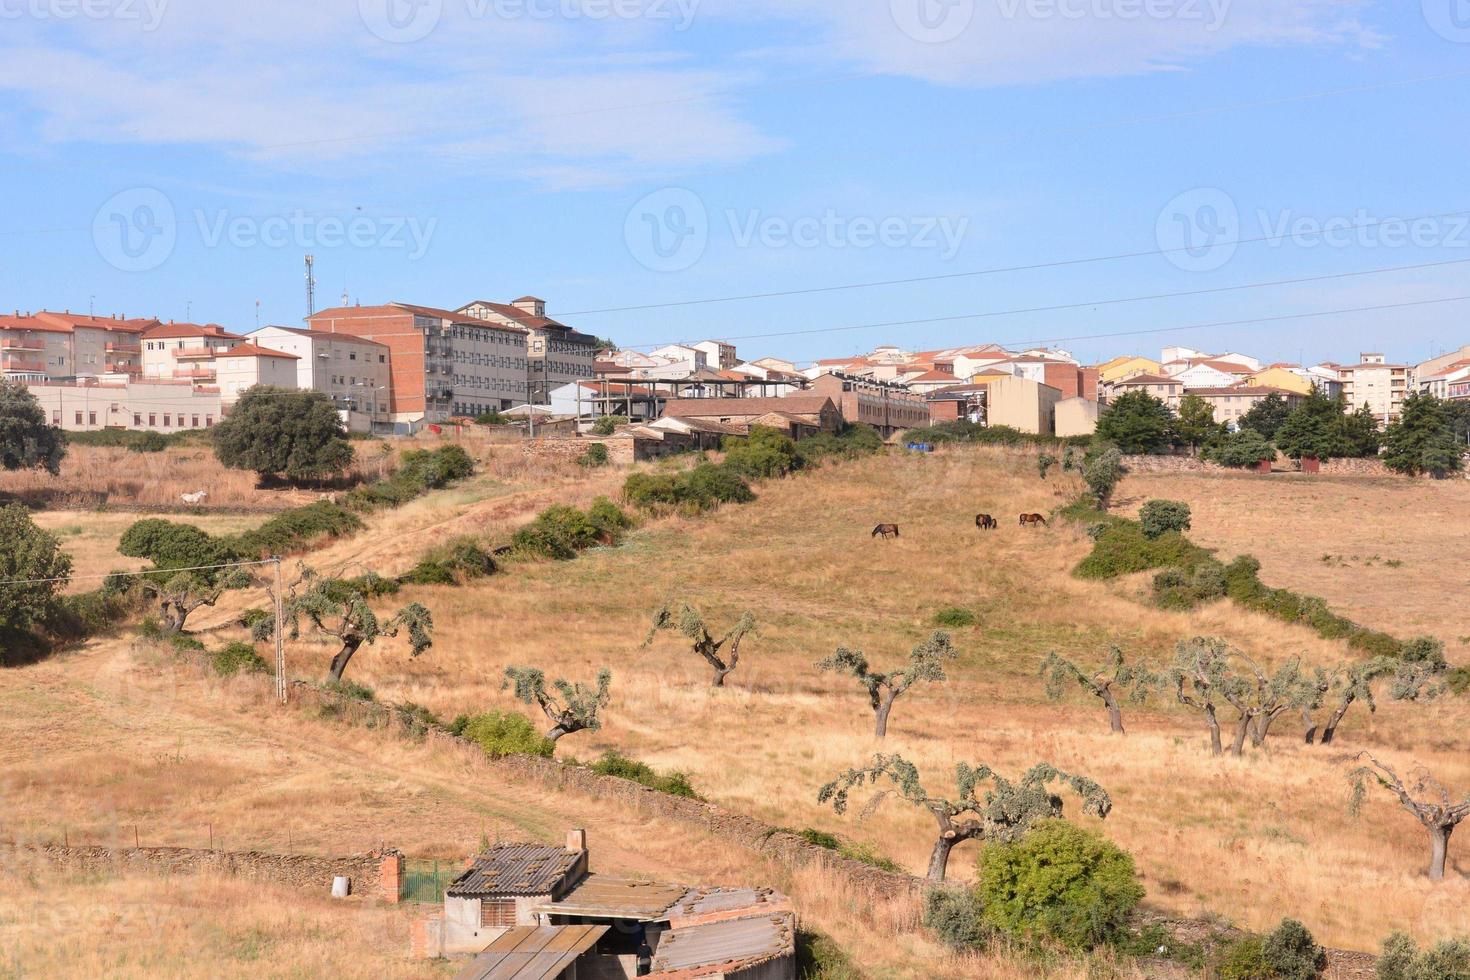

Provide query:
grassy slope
left=276, top=445, right=1469, bottom=952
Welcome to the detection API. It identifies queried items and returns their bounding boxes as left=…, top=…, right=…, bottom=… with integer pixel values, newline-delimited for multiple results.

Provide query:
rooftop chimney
left=565, top=829, right=588, bottom=854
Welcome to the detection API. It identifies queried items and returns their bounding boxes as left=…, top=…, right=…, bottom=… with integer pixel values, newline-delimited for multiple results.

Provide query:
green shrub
left=343, top=445, right=475, bottom=514
left=577, top=443, right=610, bottom=468
left=211, top=641, right=270, bottom=677
left=397, top=561, right=459, bottom=586
left=513, top=500, right=630, bottom=560
left=230, top=501, right=364, bottom=557
left=932, top=607, right=977, bottom=628
left=923, top=885, right=991, bottom=951
left=589, top=750, right=702, bottom=799
left=170, top=633, right=206, bottom=653
left=325, top=678, right=375, bottom=702
left=723, top=426, right=800, bottom=479
left=795, top=423, right=884, bottom=465
left=1111, top=924, right=1205, bottom=969
left=1139, top=499, right=1192, bottom=539
left=400, top=536, right=498, bottom=585
left=592, top=415, right=628, bottom=436
left=1204, top=429, right=1277, bottom=468
left=459, top=710, right=555, bottom=759
left=1152, top=559, right=1227, bottom=610
left=622, top=463, right=754, bottom=513
left=978, top=820, right=1144, bottom=951
left=1219, top=936, right=1271, bottom=980
left=1378, top=932, right=1470, bottom=980
left=476, top=411, right=509, bottom=425
left=1074, top=520, right=1212, bottom=580
left=1083, top=447, right=1126, bottom=508
left=1261, top=919, right=1326, bottom=979
left=796, top=827, right=842, bottom=850
left=394, top=702, right=443, bottom=739
left=796, top=930, right=862, bottom=980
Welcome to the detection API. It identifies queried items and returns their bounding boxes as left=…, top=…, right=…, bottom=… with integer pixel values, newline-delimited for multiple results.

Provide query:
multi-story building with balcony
left=141, top=323, right=246, bottom=383
left=308, top=303, right=529, bottom=425
left=248, top=325, right=393, bottom=430
left=1336, top=353, right=1410, bottom=424
left=457, top=297, right=598, bottom=405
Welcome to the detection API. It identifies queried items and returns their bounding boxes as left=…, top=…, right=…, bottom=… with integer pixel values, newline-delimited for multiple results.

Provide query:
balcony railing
left=173, top=368, right=217, bottom=379
left=105, top=343, right=142, bottom=353
left=1, top=342, right=44, bottom=353
left=3, top=359, right=45, bottom=373
left=173, top=346, right=222, bottom=359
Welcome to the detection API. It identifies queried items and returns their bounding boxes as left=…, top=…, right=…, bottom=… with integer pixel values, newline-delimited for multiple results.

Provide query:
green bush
left=577, top=443, right=610, bottom=468
left=459, top=710, right=556, bottom=759
left=1074, top=520, right=1212, bottom=580
left=795, top=827, right=842, bottom=850
left=476, top=411, right=509, bottom=425
left=1261, top=919, right=1326, bottom=979
left=723, top=426, right=800, bottom=480
left=978, top=820, right=1144, bottom=951
left=211, top=641, right=270, bottom=677
left=591, top=415, right=628, bottom=436
left=932, top=606, right=978, bottom=628
left=343, top=445, right=475, bottom=514
left=325, top=678, right=376, bottom=702
left=1378, top=932, right=1470, bottom=980
left=400, top=536, right=498, bottom=585
left=589, top=750, right=702, bottom=799
left=795, top=423, right=885, bottom=465
left=1204, top=429, right=1277, bottom=468
left=1139, top=499, right=1192, bottom=539
left=1152, top=559, right=1227, bottom=610
left=513, top=499, right=632, bottom=560
left=622, top=462, right=754, bottom=513
left=230, top=501, right=364, bottom=558
left=923, top=886, right=991, bottom=951
left=1219, top=936, right=1271, bottom=980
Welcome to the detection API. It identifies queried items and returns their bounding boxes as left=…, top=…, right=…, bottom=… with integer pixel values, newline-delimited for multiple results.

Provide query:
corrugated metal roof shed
left=672, top=886, right=774, bottom=918
left=453, top=925, right=608, bottom=980
left=532, top=875, right=690, bottom=921
left=447, top=844, right=580, bottom=898
left=651, top=913, right=795, bottom=973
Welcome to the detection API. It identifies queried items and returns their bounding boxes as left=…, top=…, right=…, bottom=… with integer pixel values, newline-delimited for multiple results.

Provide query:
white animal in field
left=180, top=490, right=209, bottom=506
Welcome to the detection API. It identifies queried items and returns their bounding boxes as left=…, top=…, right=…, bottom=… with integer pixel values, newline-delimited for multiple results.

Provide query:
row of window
left=453, top=351, right=526, bottom=369
left=453, top=400, right=513, bottom=416
left=447, top=326, right=518, bottom=345
left=52, top=410, right=213, bottom=428
left=452, top=375, right=529, bottom=392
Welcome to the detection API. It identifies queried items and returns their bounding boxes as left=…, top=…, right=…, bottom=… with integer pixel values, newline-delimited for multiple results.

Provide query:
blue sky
left=1, top=0, right=1467, bottom=367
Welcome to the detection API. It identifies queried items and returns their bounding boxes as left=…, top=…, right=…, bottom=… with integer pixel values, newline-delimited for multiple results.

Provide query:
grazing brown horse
left=975, top=514, right=998, bottom=531
left=1019, top=513, right=1049, bottom=528
left=872, top=523, right=901, bottom=539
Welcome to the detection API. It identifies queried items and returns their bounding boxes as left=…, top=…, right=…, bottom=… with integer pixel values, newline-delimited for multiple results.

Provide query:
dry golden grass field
left=5, top=444, right=1470, bottom=977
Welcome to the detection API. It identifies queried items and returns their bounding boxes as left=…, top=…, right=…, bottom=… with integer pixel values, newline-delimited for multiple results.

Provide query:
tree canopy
left=1274, top=386, right=1381, bottom=461
left=212, top=387, right=355, bottom=483
left=1095, top=391, right=1174, bottom=454
left=817, top=631, right=958, bottom=737
left=0, top=504, right=72, bottom=636
left=1382, top=392, right=1464, bottom=477
left=0, top=380, right=66, bottom=475
left=119, top=518, right=251, bottom=633
left=504, top=665, right=612, bottom=746
left=645, top=601, right=757, bottom=687
left=1173, top=394, right=1222, bottom=453
left=1237, top=392, right=1293, bottom=441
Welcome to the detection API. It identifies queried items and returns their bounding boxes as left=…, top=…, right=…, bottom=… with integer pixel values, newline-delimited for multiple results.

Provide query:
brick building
left=308, top=303, right=529, bottom=426
left=807, top=372, right=929, bottom=437
left=457, top=297, right=599, bottom=405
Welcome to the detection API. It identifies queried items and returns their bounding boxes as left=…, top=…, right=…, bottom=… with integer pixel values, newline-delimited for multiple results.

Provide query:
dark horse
left=872, top=524, right=901, bottom=539
left=1019, top=513, right=1049, bottom=528
left=975, top=514, right=998, bottom=531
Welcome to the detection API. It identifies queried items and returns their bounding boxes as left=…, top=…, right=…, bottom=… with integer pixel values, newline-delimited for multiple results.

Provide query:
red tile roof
left=1114, top=373, right=1180, bottom=385
left=0, top=314, right=70, bottom=334
left=214, top=343, right=299, bottom=359
left=1184, top=385, right=1300, bottom=397
left=905, top=370, right=962, bottom=383
left=253, top=325, right=388, bottom=347
left=143, top=322, right=244, bottom=341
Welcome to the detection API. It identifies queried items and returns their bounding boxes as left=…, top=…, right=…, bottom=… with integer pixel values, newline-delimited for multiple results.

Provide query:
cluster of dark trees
left=1096, top=384, right=1469, bottom=476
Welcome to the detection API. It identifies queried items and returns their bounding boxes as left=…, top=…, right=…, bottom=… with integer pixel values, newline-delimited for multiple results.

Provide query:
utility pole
left=273, top=557, right=286, bottom=705
left=304, top=254, right=317, bottom=318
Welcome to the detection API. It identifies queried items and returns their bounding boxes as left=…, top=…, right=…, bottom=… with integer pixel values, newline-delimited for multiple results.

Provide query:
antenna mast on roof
left=305, top=254, right=317, bottom=318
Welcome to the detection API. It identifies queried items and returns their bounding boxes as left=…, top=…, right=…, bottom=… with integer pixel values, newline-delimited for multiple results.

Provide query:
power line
left=608, top=255, right=1470, bottom=350
left=0, top=558, right=278, bottom=588
left=559, top=208, right=1470, bottom=317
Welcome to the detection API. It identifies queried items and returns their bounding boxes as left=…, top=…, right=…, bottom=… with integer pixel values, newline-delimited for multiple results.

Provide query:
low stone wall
left=1, top=841, right=399, bottom=899
left=1121, top=454, right=1396, bottom=477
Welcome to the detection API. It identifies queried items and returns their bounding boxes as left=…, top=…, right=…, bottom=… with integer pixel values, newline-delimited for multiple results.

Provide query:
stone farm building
left=659, top=395, right=843, bottom=440
left=418, top=830, right=796, bottom=979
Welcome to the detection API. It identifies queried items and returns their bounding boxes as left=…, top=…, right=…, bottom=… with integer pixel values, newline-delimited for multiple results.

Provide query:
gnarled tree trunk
left=1204, top=703, right=1223, bottom=757
left=874, top=692, right=896, bottom=739
left=1097, top=684, right=1125, bottom=734
left=327, top=636, right=364, bottom=682
left=1320, top=696, right=1355, bottom=746
left=1429, top=823, right=1453, bottom=880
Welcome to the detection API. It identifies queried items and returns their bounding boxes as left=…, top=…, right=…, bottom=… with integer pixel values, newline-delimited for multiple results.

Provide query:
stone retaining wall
left=1120, top=454, right=1395, bottom=477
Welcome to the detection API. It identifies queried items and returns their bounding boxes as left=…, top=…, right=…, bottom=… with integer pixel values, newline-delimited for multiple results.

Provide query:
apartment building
left=1337, top=353, right=1410, bottom=423
left=692, top=339, right=738, bottom=371
left=1185, top=386, right=1304, bottom=426
left=308, top=303, right=529, bottom=424
left=141, top=323, right=246, bottom=383
left=457, top=297, right=598, bottom=404
left=986, top=376, right=1063, bottom=436
left=248, top=325, right=393, bottom=427
left=1109, top=373, right=1184, bottom=409
left=807, top=371, right=930, bottom=436
left=214, top=344, right=301, bottom=405
left=644, top=344, right=709, bottom=378
left=0, top=311, right=159, bottom=382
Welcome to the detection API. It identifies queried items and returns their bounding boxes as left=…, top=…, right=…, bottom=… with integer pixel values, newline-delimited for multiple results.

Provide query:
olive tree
left=1083, top=447, right=1126, bottom=509
left=119, top=519, right=250, bottom=634
left=817, top=632, right=958, bottom=738
left=1039, top=647, right=1150, bottom=734
left=644, top=601, right=756, bottom=687
left=818, top=754, right=1112, bottom=882
left=504, top=666, right=611, bottom=746
left=1303, top=642, right=1446, bottom=746
left=257, top=567, right=432, bottom=681
left=1160, top=637, right=1319, bottom=757
left=1348, top=754, right=1470, bottom=880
